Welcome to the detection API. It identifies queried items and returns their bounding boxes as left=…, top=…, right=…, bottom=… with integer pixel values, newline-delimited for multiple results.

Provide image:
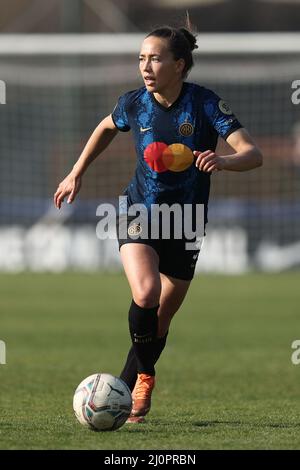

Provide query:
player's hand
left=54, top=171, right=82, bottom=209
left=193, top=150, right=226, bottom=173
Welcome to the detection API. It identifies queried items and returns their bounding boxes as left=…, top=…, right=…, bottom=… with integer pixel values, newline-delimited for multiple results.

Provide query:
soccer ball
left=73, top=373, right=132, bottom=431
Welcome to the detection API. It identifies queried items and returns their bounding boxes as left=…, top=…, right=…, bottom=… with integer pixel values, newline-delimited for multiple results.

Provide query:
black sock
left=128, top=299, right=159, bottom=376
left=120, top=331, right=169, bottom=391
left=119, top=346, right=137, bottom=391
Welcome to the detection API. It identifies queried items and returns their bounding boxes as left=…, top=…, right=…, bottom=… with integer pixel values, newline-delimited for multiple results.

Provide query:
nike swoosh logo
left=140, top=127, right=152, bottom=132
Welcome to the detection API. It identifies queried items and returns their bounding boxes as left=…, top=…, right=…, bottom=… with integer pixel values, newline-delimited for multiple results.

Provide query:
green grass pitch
left=0, top=272, right=300, bottom=450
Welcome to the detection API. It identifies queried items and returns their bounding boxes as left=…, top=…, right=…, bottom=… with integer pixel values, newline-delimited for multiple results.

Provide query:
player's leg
left=120, top=236, right=199, bottom=421
left=119, top=242, right=162, bottom=420
left=127, top=240, right=198, bottom=420
left=125, top=273, right=191, bottom=422
left=120, top=273, right=190, bottom=390
left=157, top=272, right=191, bottom=337
left=156, top=235, right=198, bottom=338
left=136, top=273, right=191, bottom=402
left=120, top=242, right=161, bottom=376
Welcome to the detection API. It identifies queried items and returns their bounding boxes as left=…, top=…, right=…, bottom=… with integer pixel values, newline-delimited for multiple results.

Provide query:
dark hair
left=145, top=25, right=198, bottom=77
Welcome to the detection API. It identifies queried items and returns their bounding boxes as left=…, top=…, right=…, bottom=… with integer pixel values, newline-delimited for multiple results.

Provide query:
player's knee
left=133, top=282, right=160, bottom=308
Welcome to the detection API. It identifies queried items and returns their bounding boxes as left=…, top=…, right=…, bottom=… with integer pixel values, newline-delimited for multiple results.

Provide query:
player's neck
left=153, top=80, right=184, bottom=108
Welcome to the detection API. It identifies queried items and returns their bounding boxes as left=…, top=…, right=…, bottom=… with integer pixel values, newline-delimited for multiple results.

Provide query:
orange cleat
left=128, top=373, right=155, bottom=421
left=126, top=415, right=146, bottom=424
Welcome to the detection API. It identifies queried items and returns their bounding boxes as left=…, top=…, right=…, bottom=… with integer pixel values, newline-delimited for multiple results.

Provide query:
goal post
left=0, top=33, right=299, bottom=272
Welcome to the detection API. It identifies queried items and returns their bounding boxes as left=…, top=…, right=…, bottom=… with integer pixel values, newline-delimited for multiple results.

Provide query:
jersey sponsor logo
left=140, top=126, right=152, bottom=132
left=218, top=99, right=233, bottom=115
left=128, top=222, right=142, bottom=236
left=179, top=122, right=194, bottom=137
left=144, top=142, right=194, bottom=173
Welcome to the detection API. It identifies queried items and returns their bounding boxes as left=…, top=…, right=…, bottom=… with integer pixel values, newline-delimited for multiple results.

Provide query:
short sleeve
left=111, top=94, right=131, bottom=132
left=203, top=90, right=243, bottom=140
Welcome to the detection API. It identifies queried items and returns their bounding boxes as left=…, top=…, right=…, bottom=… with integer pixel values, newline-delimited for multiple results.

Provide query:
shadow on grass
left=194, top=420, right=300, bottom=429
left=118, top=418, right=300, bottom=434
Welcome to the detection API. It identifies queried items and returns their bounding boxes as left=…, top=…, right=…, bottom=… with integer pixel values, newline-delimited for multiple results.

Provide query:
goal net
left=0, top=33, right=299, bottom=272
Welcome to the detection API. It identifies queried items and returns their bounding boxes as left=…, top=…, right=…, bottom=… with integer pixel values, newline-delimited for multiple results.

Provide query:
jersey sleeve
left=203, top=90, right=243, bottom=140
left=111, top=93, right=131, bottom=132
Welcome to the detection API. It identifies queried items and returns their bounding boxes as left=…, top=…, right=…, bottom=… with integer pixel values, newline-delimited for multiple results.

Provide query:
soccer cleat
left=130, top=373, right=155, bottom=418
left=126, top=415, right=146, bottom=424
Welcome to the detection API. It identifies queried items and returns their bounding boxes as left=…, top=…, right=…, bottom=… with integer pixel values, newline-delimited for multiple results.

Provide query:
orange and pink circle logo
left=144, top=142, right=194, bottom=173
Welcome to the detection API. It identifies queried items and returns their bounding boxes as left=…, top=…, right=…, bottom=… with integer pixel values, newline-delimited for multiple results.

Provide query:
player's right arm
left=54, top=115, right=118, bottom=209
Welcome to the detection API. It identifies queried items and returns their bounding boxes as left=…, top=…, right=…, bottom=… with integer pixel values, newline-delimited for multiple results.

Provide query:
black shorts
left=116, top=215, right=202, bottom=281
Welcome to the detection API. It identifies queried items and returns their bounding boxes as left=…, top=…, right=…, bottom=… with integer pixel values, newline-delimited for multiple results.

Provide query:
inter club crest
left=179, top=122, right=194, bottom=137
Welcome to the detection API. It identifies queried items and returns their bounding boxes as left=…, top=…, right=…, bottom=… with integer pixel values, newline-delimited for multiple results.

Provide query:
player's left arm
left=194, top=128, right=263, bottom=173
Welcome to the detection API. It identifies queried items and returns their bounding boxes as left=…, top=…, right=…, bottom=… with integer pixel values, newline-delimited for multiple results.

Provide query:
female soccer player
left=54, top=25, right=262, bottom=423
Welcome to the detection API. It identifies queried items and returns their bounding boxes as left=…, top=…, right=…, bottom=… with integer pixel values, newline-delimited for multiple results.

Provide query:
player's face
left=139, top=37, right=184, bottom=93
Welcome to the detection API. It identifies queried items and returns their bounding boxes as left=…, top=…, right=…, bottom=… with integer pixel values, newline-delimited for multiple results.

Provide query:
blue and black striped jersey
left=112, top=82, right=242, bottom=218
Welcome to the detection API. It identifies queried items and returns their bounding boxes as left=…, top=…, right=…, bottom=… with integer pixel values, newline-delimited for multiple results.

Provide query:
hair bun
left=179, top=28, right=198, bottom=51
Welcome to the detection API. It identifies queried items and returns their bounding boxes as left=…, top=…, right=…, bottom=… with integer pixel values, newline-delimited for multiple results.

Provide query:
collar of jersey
left=149, top=82, right=187, bottom=112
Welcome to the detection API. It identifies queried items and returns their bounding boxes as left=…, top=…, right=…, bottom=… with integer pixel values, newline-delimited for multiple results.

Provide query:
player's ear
left=175, top=58, right=185, bottom=75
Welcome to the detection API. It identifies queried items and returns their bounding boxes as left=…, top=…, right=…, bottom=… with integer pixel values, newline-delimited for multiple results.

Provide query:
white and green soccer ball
left=73, top=373, right=132, bottom=431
